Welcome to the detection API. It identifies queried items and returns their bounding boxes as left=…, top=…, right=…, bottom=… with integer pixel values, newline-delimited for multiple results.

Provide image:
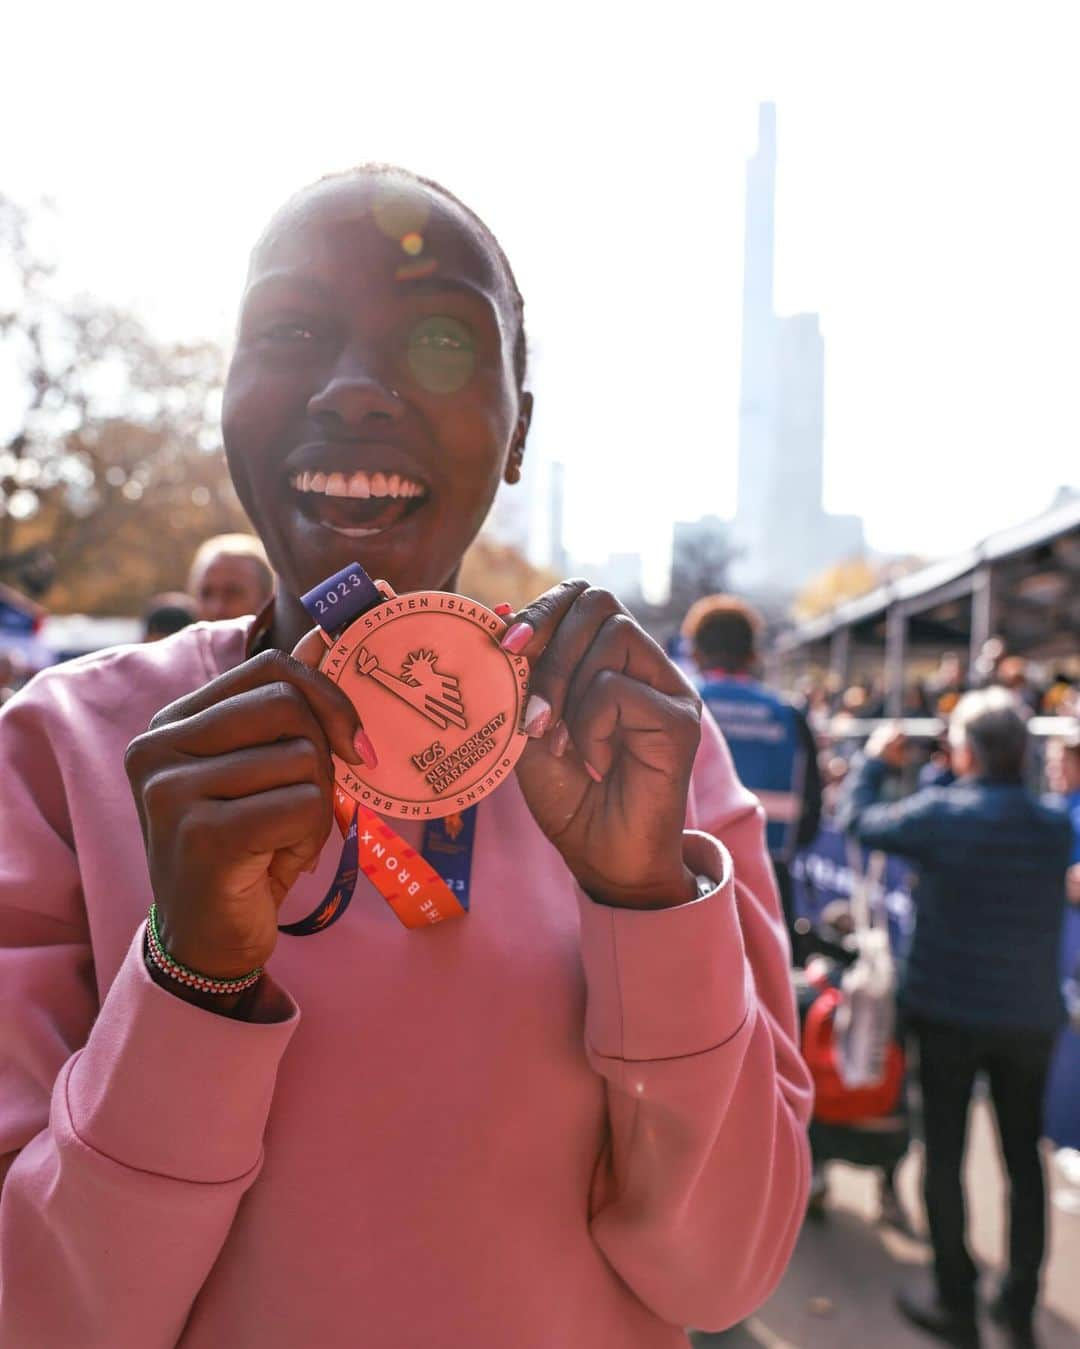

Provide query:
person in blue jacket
left=1044, top=732, right=1080, bottom=1153
left=683, top=594, right=822, bottom=961
left=841, top=691, right=1071, bottom=1349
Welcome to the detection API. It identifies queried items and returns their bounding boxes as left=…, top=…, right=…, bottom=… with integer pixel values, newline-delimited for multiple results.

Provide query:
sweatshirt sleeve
left=838, top=753, right=942, bottom=862
left=578, top=709, right=812, bottom=1333
left=0, top=680, right=300, bottom=1349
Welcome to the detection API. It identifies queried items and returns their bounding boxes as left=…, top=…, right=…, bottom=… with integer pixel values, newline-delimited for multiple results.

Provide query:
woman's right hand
left=124, top=641, right=366, bottom=983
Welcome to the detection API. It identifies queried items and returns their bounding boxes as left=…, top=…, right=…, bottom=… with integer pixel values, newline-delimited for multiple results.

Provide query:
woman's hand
left=124, top=638, right=365, bottom=982
left=504, top=581, right=702, bottom=909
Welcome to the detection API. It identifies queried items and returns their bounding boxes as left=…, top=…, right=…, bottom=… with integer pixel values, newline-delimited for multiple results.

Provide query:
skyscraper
left=733, top=103, right=863, bottom=593
left=736, top=102, right=778, bottom=575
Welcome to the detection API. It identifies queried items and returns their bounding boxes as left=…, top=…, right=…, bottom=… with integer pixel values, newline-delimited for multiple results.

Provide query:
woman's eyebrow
left=395, top=274, right=495, bottom=306
left=243, top=271, right=335, bottom=306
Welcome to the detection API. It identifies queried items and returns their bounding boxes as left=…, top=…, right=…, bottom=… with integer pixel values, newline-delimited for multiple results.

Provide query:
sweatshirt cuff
left=67, top=926, right=300, bottom=1183
left=577, top=830, right=750, bottom=1062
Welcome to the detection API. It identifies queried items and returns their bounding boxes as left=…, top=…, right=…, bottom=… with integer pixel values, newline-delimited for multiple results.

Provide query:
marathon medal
left=279, top=563, right=528, bottom=934
left=320, top=586, right=528, bottom=820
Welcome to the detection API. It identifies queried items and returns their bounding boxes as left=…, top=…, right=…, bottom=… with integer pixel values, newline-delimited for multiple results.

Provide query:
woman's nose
left=307, top=350, right=404, bottom=432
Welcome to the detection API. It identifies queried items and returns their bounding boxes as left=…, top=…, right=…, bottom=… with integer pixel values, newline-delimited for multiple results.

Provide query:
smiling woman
left=0, top=164, right=811, bottom=1348
left=222, top=169, right=531, bottom=637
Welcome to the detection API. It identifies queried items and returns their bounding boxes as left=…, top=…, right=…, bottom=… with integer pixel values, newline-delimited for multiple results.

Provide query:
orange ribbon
left=332, top=786, right=468, bottom=929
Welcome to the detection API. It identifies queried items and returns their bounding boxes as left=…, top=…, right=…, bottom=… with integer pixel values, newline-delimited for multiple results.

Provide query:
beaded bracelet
left=145, top=904, right=264, bottom=996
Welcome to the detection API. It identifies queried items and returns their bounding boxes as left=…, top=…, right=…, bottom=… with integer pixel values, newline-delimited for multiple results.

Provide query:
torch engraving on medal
left=355, top=647, right=468, bottom=731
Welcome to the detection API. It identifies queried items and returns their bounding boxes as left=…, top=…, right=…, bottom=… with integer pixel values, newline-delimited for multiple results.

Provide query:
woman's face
left=223, top=174, right=528, bottom=600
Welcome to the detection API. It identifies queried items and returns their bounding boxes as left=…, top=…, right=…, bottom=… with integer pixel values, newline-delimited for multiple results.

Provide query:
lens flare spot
left=401, top=231, right=424, bottom=256
left=373, top=181, right=431, bottom=241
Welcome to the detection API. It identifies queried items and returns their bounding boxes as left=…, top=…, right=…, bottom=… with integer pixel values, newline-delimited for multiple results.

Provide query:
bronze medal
left=320, top=591, right=529, bottom=821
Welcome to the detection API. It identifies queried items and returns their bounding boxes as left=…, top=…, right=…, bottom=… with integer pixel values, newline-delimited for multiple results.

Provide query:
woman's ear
left=504, top=392, right=534, bottom=485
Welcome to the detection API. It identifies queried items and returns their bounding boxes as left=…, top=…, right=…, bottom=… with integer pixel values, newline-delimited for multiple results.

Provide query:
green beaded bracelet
left=146, top=904, right=264, bottom=995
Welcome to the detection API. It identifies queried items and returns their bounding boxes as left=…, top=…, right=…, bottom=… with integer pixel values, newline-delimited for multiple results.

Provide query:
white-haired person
left=188, top=533, right=274, bottom=623
left=841, top=689, right=1072, bottom=1349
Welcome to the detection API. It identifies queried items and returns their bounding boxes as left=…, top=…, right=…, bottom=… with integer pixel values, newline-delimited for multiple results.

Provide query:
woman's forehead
left=249, top=174, right=504, bottom=298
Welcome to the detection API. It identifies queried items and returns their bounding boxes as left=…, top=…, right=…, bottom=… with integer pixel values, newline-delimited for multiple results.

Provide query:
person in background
left=926, top=652, right=967, bottom=718
left=918, top=737, right=956, bottom=790
left=820, top=753, right=852, bottom=818
left=903, top=679, right=931, bottom=717
left=187, top=533, right=274, bottom=623
left=971, top=636, right=1006, bottom=690
left=841, top=690, right=1072, bottom=1349
left=994, top=655, right=1042, bottom=715
left=684, top=594, right=822, bottom=963
left=1044, top=733, right=1080, bottom=1155
left=0, top=651, right=19, bottom=707
left=1041, top=673, right=1076, bottom=717
left=142, top=592, right=197, bottom=642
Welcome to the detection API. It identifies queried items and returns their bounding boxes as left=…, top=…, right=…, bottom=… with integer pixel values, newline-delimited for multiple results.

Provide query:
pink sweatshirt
left=0, top=618, right=811, bottom=1347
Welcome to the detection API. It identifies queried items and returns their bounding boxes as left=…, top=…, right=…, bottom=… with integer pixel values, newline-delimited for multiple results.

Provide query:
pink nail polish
left=500, top=621, right=534, bottom=655
left=585, top=761, right=604, bottom=783
left=549, top=720, right=570, bottom=757
left=524, top=694, right=552, bottom=738
left=353, top=729, right=378, bottom=769
left=494, top=602, right=513, bottom=617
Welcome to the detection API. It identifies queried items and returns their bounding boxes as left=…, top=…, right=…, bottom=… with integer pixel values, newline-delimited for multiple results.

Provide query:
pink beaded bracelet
left=145, top=904, right=263, bottom=995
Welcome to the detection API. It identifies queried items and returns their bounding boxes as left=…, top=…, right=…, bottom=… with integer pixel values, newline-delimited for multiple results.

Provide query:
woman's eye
left=260, top=322, right=317, bottom=344
left=414, top=330, right=464, bottom=350
left=406, top=316, right=476, bottom=393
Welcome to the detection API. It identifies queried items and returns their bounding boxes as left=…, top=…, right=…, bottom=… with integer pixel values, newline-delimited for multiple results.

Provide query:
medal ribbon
left=278, top=563, right=475, bottom=936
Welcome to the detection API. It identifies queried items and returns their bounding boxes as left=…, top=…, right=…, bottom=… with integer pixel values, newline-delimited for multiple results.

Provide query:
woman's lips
left=288, top=467, right=429, bottom=538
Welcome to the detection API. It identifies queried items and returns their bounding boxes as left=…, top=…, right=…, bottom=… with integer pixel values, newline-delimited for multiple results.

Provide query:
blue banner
left=791, top=826, right=915, bottom=954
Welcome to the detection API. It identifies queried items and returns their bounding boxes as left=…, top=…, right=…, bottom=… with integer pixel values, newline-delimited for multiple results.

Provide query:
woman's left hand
left=503, top=581, right=702, bottom=909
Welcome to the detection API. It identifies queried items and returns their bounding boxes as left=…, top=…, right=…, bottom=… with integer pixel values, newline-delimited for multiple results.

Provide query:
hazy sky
left=4, top=1, right=1078, bottom=591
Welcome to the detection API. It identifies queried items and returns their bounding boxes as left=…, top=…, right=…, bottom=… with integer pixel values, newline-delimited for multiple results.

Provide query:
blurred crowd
left=796, top=644, right=1077, bottom=731
left=682, top=592, right=1079, bottom=1347
left=0, top=534, right=274, bottom=706
left=789, top=647, right=1079, bottom=820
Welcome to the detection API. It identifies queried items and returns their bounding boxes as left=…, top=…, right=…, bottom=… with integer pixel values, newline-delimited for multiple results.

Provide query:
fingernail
left=500, top=621, right=534, bottom=655
left=549, top=720, right=570, bottom=757
left=524, top=694, right=552, bottom=738
left=585, top=761, right=604, bottom=783
left=494, top=602, right=513, bottom=617
left=353, top=728, right=378, bottom=769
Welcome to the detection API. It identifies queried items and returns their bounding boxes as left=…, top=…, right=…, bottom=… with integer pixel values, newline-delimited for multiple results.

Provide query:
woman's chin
left=277, top=499, right=453, bottom=597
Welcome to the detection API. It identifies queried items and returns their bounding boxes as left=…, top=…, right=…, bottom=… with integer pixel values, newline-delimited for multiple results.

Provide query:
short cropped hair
left=144, top=592, right=197, bottom=640
left=682, top=594, right=763, bottom=671
left=267, top=164, right=528, bottom=389
left=188, top=534, right=272, bottom=591
left=948, top=687, right=1029, bottom=782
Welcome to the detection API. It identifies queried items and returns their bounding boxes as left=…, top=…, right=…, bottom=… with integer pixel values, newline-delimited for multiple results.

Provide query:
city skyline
left=3, top=3, right=1078, bottom=595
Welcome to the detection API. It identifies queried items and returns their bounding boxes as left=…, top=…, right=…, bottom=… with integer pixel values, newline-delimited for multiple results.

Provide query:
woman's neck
left=268, top=588, right=312, bottom=654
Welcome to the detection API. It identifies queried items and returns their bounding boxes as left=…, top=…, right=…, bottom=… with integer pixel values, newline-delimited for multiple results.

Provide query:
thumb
left=291, top=627, right=329, bottom=670
left=290, top=625, right=379, bottom=771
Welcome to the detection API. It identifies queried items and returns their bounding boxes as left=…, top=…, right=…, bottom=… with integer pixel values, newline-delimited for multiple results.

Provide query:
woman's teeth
left=289, top=470, right=426, bottom=500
